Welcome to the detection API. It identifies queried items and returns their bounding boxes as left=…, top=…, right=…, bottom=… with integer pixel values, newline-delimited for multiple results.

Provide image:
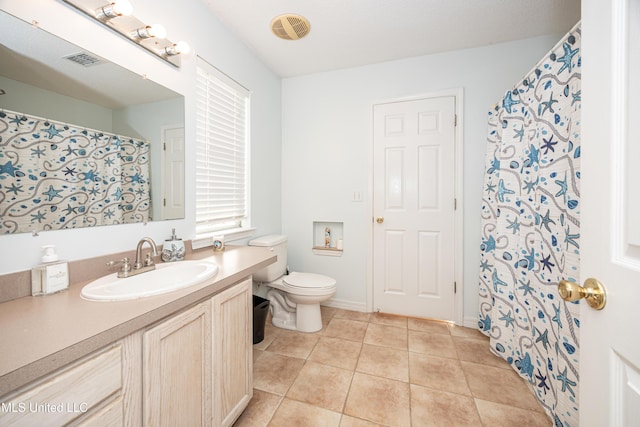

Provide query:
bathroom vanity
left=0, top=245, right=275, bottom=426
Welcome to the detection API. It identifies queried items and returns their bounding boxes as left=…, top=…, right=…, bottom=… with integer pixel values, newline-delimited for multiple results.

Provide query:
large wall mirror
left=0, top=11, right=185, bottom=235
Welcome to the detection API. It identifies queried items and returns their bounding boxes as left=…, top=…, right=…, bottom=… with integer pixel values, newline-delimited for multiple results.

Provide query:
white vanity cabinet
left=0, top=277, right=253, bottom=427
left=0, top=333, right=142, bottom=427
left=143, top=277, right=253, bottom=427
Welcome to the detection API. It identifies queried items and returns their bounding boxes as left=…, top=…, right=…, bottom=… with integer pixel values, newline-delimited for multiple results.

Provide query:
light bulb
left=147, top=24, right=167, bottom=39
left=111, top=0, right=133, bottom=16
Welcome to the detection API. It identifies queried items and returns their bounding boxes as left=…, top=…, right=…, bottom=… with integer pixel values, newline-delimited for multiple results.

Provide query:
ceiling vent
left=270, top=14, right=310, bottom=40
left=63, top=52, right=104, bottom=67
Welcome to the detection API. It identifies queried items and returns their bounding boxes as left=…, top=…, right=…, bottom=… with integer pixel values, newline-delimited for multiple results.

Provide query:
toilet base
left=267, top=289, right=324, bottom=333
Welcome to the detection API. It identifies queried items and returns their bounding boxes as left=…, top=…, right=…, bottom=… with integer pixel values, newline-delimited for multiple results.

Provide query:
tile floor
left=234, top=307, right=551, bottom=427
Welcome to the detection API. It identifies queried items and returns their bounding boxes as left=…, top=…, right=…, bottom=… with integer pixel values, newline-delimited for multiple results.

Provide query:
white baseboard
left=463, top=316, right=478, bottom=329
left=322, top=299, right=368, bottom=313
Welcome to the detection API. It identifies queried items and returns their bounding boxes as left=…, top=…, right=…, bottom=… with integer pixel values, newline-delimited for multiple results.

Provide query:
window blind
left=195, top=59, right=250, bottom=234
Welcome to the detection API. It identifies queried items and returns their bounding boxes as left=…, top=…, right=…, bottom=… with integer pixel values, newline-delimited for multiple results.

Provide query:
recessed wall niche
left=312, top=221, right=343, bottom=256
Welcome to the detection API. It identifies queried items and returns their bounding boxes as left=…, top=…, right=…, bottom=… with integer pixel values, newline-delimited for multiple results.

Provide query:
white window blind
left=195, top=58, right=250, bottom=235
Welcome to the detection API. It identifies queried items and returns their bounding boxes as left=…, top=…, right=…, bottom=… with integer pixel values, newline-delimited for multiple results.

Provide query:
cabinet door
left=144, top=301, right=212, bottom=427
left=212, top=278, right=253, bottom=427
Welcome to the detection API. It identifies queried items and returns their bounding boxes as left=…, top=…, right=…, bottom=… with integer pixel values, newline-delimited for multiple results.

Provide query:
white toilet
left=248, top=235, right=336, bottom=333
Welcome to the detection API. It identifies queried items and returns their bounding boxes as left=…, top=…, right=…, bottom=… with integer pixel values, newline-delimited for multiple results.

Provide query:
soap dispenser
left=161, top=229, right=185, bottom=262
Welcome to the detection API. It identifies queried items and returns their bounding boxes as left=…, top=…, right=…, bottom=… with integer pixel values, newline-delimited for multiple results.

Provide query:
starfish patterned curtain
left=0, top=109, right=151, bottom=234
left=478, top=23, right=581, bottom=426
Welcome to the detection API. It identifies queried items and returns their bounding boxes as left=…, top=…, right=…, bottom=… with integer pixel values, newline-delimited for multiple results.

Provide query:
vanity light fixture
left=94, top=0, right=133, bottom=20
left=62, top=0, right=190, bottom=68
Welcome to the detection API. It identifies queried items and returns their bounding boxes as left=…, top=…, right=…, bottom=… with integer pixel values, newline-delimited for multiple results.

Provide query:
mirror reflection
left=0, top=11, right=185, bottom=234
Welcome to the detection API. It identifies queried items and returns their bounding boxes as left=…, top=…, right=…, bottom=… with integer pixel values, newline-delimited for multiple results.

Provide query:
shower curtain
left=478, top=23, right=581, bottom=426
left=0, top=109, right=151, bottom=234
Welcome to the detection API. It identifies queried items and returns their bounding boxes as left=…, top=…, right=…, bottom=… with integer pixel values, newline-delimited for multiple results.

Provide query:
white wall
left=281, top=34, right=568, bottom=321
left=0, top=0, right=282, bottom=274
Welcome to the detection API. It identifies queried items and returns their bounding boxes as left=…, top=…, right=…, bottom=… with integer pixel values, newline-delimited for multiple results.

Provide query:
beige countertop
left=0, top=245, right=275, bottom=397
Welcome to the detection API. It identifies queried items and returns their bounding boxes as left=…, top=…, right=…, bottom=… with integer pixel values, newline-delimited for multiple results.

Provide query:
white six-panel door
left=372, top=96, right=456, bottom=321
left=579, top=0, right=640, bottom=425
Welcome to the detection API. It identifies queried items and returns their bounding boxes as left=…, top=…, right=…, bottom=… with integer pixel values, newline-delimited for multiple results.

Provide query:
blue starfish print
left=515, top=353, right=534, bottom=379
left=82, top=169, right=99, bottom=183
left=135, top=188, right=146, bottom=196
left=9, top=115, right=25, bottom=126
left=42, top=124, right=63, bottom=139
left=540, top=253, right=555, bottom=272
left=112, top=187, right=123, bottom=199
left=522, top=248, right=536, bottom=270
left=571, top=90, right=581, bottom=106
left=480, top=259, right=492, bottom=272
left=63, top=204, right=78, bottom=215
left=90, top=133, right=102, bottom=142
left=482, top=235, right=496, bottom=252
left=557, top=367, right=577, bottom=397
left=130, top=173, right=144, bottom=184
left=555, top=172, right=568, bottom=204
left=519, top=278, right=535, bottom=296
left=105, top=157, right=116, bottom=167
left=506, top=217, right=521, bottom=234
left=551, top=303, right=562, bottom=328
left=539, top=210, right=556, bottom=232
left=63, top=167, right=76, bottom=176
left=0, top=161, right=19, bottom=177
left=104, top=209, right=116, bottom=219
left=487, top=157, right=500, bottom=174
left=43, top=185, right=63, bottom=201
left=535, top=327, right=550, bottom=351
left=557, top=42, right=579, bottom=74
left=63, top=146, right=78, bottom=156
left=538, top=92, right=558, bottom=116
left=535, top=369, right=550, bottom=394
left=31, top=211, right=46, bottom=223
left=30, top=147, right=46, bottom=158
left=565, top=225, right=580, bottom=249
left=492, top=269, right=508, bottom=292
left=486, top=182, right=496, bottom=194
left=497, top=179, right=515, bottom=202
left=499, top=310, right=515, bottom=328
left=89, top=188, right=100, bottom=196
left=522, top=178, right=537, bottom=194
left=502, top=91, right=520, bottom=114
left=514, top=125, right=525, bottom=142
left=6, top=183, right=23, bottom=195
left=526, top=144, right=540, bottom=167
left=541, top=135, right=558, bottom=154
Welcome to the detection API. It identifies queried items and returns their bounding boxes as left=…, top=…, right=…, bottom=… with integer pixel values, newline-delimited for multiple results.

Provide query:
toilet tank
left=248, top=235, right=288, bottom=282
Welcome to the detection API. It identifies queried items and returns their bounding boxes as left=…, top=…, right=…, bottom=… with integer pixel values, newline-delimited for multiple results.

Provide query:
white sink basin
left=81, top=260, right=218, bottom=301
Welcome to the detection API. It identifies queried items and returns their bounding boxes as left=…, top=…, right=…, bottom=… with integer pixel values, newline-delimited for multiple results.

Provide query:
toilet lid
left=283, top=272, right=336, bottom=289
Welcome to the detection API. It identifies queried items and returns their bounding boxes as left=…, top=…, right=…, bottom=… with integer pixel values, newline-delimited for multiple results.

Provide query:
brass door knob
left=376, top=217, right=384, bottom=224
left=558, top=278, right=606, bottom=310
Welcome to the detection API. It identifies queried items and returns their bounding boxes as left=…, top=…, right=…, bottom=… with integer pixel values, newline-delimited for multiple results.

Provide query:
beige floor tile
left=309, top=336, right=363, bottom=370
left=407, top=318, right=451, bottom=335
left=448, top=324, right=488, bottom=340
left=339, top=415, right=385, bottom=426
left=356, top=344, right=409, bottom=382
left=287, top=361, right=354, bottom=412
left=253, top=348, right=263, bottom=364
left=265, top=329, right=320, bottom=359
left=370, top=312, right=408, bottom=328
left=321, top=305, right=338, bottom=321
left=344, top=372, right=411, bottom=427
left=409, top=353, right=471, bottom=396
left=475, top=399, right=551, bottom=427
left=253, top=322, right=282, bottom=350
left=461, top=361, right=543, bottom=412
left=233, top=389, right=282, bottom=427
left=253, top=352, right=306, bottom=395
left=410, top=384, right=482, bottom=427
left=408, top=330, right=457, bottom=359
left=334, top=309, right=372, bottom=323
left=364, top=323, right=408, bottom=350
left=268, top=398, right=341, bottom=427
left=453, top=336, right=512, bottom=369
left=324, top=318, right=369, bottom=342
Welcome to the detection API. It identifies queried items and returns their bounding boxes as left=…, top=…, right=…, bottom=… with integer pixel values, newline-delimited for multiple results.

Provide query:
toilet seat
left=271, top=272, right=336, bottom=296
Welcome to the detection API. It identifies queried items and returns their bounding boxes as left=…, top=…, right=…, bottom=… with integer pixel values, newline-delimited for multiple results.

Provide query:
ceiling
left=201, top=0, right=581, bottom=78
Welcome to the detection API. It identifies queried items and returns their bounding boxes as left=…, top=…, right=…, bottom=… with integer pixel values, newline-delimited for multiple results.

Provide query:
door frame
left=367, top=88, right=464, bottom=325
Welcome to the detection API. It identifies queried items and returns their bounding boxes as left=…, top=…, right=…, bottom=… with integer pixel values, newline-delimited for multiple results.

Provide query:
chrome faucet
left=109, top=237, right=159, bottom=278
